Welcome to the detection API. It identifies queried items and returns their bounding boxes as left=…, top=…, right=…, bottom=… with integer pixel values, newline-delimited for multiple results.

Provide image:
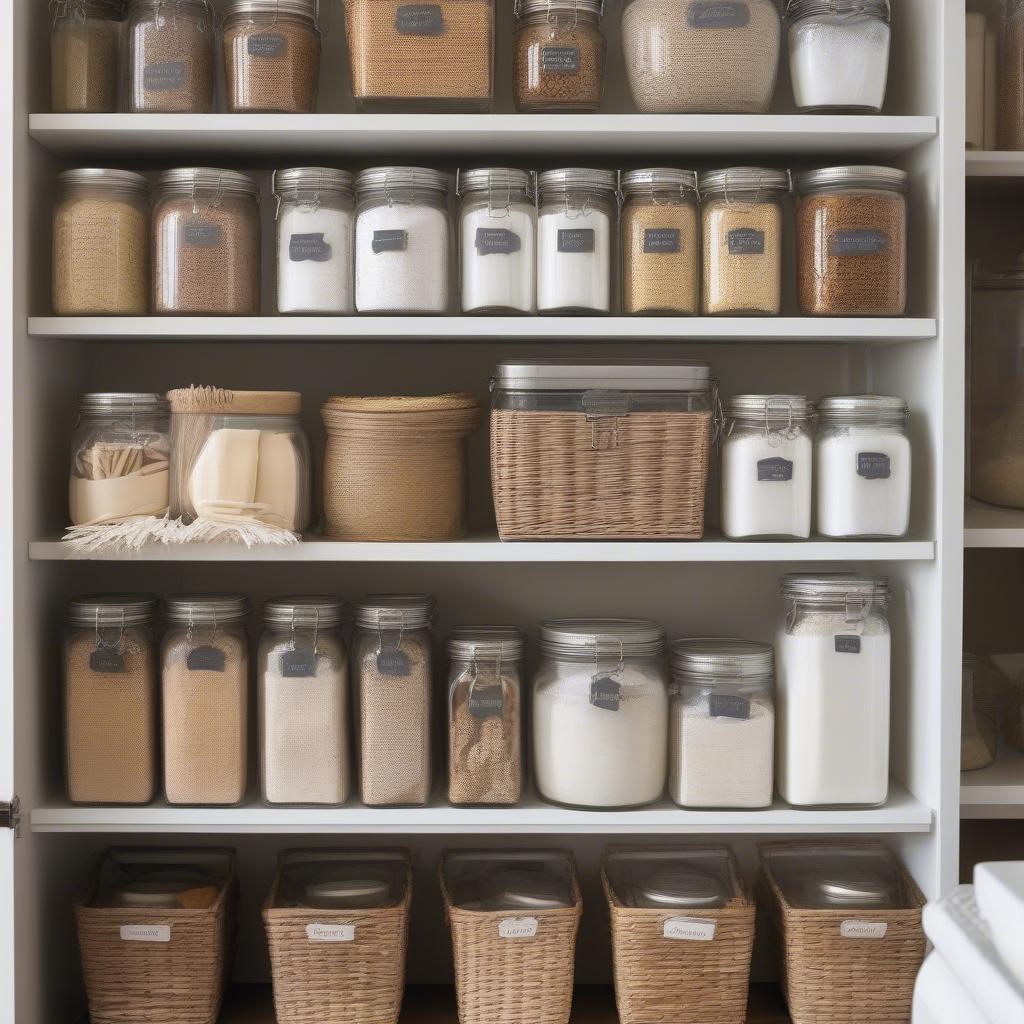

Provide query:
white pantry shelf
left=960, top=751, right=1024, bottom=819
left=966, top=150, right=1024, bottom=179
left=964, top=500, right=1024, bottom=548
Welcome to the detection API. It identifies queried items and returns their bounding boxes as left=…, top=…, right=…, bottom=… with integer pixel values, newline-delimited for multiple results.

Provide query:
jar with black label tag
left=258, top=597, right=350, bottom=807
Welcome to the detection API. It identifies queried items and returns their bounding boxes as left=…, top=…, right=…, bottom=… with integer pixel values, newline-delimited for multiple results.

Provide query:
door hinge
left=0, top=797, right=21, bottom=837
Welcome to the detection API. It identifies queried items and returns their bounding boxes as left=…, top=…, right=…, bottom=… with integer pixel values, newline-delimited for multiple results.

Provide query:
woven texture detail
left=167, top=386, right=302, bottom=416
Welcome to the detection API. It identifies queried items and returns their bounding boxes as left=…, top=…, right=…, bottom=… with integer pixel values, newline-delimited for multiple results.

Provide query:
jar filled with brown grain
left=124, top=0, right=215, bottom=113
left=223, top=0, right=321, bottom=113
left=50, top=0, right=126, bottom=113
left=795, top=165, right=908, bottom=317
left=513, top=0, right=607, bottom=113
left=1000, top=0, right=1024, bottom=150
left=53, top=168, right=150, bottom=316
left=153, top=167, right=261, bottom=314
left=621, top=168, right=700, bottom=316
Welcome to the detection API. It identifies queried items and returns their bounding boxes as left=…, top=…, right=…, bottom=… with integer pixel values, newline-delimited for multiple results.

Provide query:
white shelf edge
left=964, top=500, right=1024, bottom=548
left=966, top=150, right=1024, bottom=178
left=960, top=751, right=1024, bottom=818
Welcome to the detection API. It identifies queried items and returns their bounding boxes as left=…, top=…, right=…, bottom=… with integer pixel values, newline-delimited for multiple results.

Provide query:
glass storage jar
left=50, top=0, right=125, bottom=113
left=1000, top=0, right=1024, bottom=151
left=353, top=594, right=435, bottom=806
left=513, top=0, right=607, bottom=112
left=153, top=167, right=261, bottom=315
left=815, top=394, right=911, bottom=538
left=721, top=394, right=813, bottom=540
left=273, top=167, right=355, bottom=315
left=161, top=594, right=251, bottom=806
left=537, top=167, right=617, bottom=314
left=70, top=392, right=170, bottom=528
left=447, top=627, right=526, bottom=807
left=532, top=618, right=668, bottom=809
left=776, top=574, right=891, bottom=806
left=785, top=0, right=891, bottom=112
left=795, top=165, right=908, bottom=317
left=222, top=0, right=321, bottom=113
left=458, top=167, right=537, bottom=315
left=124, top=0, right=215, bottom=112
left=54, top=168, right=150, bottom=316
left=64, top=594, right=158, bottom=805
left=344, top=0, right=495, bottom=111
left=620, top=168, right=699, bottom=316
left=354, top=166, right=453, bottom=314
left=699, top=167, right=789, bottom=316
left=622, top=0, right=780, bottom=113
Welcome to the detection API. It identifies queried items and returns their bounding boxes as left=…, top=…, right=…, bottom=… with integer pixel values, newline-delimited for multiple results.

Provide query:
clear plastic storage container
left=51, top=0, right=126, bottom=113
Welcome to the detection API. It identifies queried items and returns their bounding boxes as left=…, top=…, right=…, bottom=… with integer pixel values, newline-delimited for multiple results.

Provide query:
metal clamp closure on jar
left=538, top=167, right=617, bottom=218
left=581, top=389, right=629, bottom=450
left=620, top=168, right=699, bottom=207
left=221, top=0, right=319, bottom=30
left=725, top=394, right=811, bottom=445
left=356, top=166, right=452, bottom=209
left=817, top=394, right=908, bottom=426
left=784, top=0, right=890, bottom=24
left=515, top=0, right=605, bottom=26
left=77, top=391, right=167, bottom=426
left=456, top=167, right=538, bottom=217
left=132, top=0, right=213, bottom=20
left=158, top=167, right=260, bottom=214
left=50, top=0, right=126, bottom=25
left=165, top=594, right=250, bottom=646
left=781, top=573, right=889, bottom=632
left=794, top=165, right=908, bottom=196
left=272, top=167, right=354, bottom=218
left=263, top=597, right=345, bottom=661
left=698, top=167, right=791, bottom=209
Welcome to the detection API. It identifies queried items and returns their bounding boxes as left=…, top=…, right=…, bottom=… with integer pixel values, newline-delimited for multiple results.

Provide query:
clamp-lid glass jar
left=795, top=165, right=908, bottom=317
left=51, top=0, right=126, bottom=113
left=999, top=0, right=1024, bottom=150
left=513, top=0, right=607, bottom=113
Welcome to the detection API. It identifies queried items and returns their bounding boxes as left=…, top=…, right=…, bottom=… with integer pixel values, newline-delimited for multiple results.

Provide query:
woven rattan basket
left=603, top=850, right=755, bottom=1024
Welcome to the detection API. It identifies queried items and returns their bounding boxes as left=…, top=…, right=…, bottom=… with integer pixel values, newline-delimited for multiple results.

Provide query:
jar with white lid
left=355, top=166, right=453, bottom=314
left=815, top=395, right=911, bottom=538
left=50, top=0, right=125, bottom=113
left=532, top=618, right=668, bottom=809
left=721, top=395, right=813, bottom=540
left=776, top=574, right=891, bottom=806
left=458, top=168, right=537, bottom=315
left=273, top=167, right=355, bottom=315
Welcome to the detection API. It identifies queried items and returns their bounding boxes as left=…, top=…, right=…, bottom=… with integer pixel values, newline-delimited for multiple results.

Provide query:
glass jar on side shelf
left=51, top=0, right=126, bottom=113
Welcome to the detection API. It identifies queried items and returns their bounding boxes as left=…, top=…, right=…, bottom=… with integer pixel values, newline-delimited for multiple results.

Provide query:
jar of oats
left=795, top=165, right=908, bottom=317
left=50, top=0, right=125, bottom=113
left=223, top=0, right=321, bottom=113
left=621, top=168, right=700, bottom=316
left=153, top=167, right=261, bottom=315
left=54, top=169, right=150, bottom=316
left=699, top=167, right=790, bottom=316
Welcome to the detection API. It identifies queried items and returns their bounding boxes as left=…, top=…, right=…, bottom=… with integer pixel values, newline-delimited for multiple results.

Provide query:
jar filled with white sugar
left=537, top=168, right=618, bottom=314
left=354, top=166, right=453, bottom=314
left=815, top=394, right=911, bottom=538
left=721, top=395, right=813, bottom=539
left=532, top=618, right=668, bottom=809
left=776, top=574, right=891, bottom=806
left=458, top=167, right=537, bottom=314
left=273, top=167, right=355, bottom=315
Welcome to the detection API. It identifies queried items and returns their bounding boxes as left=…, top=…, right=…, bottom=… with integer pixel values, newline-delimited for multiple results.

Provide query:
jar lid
left=67, top=594, right=157, bottom=627
left=725, top=394, right=811, bottom=422
left=113, top=882, right=190, bottom=908
left=814, top=871, right=896, bottom=906
left=794, top=165, right=908, bottom=194
left=785, top=0, right=890, bottom=23
left=539, top=618, right=667, bottom=659
left=538, top=168, right=618, bottom=198
left=355, top=166, right=452, bottom=196
left=78, top=392, right=168, bottom=417
left=517, top=0, right=604, bottom=18
left=621, top=168, right=699, bottom=198
left=670, top=639, right=774, bottom=682
left=698, top=167, right=790, bottom=199
left=780, top=573, right=890, bottom=609
left=488, top=870, right=575, bottom=910
left=458, top=167, right=535, bottom=199
left=157, top=167, right=261, bottom=200
left=222, top=0, right=317, bottom=21
left=58, top=168, right=149, bottom=197
left=495, top=359, right=711, bottom=392
left=633, top=866, right=729, bottom=909
left=262, top=596, right=347, bottom=629
left=273, top=167, right=354, bottom=199
left=356, top=594, right=435, bottom=630
left=167, top=387, right=302, bottom=416
left=164, top=594, right=251, bottom=624
left=447, top=626, right=527, bottom=662
left=130, top=0, right=212, bottom=12
left=817, top=394, right=908, bottom=423
left=303, top=876, right=392, bottom=907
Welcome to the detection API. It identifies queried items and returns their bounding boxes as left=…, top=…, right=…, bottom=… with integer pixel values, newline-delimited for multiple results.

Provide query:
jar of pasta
left=50, top=0, right=126, bottom=113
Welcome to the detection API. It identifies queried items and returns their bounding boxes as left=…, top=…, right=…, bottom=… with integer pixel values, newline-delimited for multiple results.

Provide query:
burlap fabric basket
left=602, top=850, right=755, bottom=1024
left=439, top=851, right=582, bottom=1024
left=73, top=849, right=237, bottom=1024
left=757, top=843, right=926, bottom=1024
left=321, top=394, right=482, bottom=541
left=262, top=852, right=412, bottom=1024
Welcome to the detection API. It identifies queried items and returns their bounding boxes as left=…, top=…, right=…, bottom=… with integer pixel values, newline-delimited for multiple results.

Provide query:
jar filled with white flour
left=721, top=395, right=813, bottom=539
left=776, top=574, right=891, bottom=806
left=273, top=167, right=355, bottom=314
left=354, top=166, right=453, bottom=313
left=815, top=394, right=911, bottom=538
left=532, top=618, right=668, bottom=808
left=669, top=639, right=775, bottom=808
left=458, top=167, right=536, bottom=314
left=537, top=168, right=618, bottom=314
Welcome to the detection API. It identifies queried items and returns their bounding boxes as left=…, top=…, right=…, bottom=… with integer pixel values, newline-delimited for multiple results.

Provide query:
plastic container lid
left=67, top=593, right=158, bottom=628
left=275, top=851, right=407, bottom=910
left=539, top=618, right=667, bottom=659
left=164, top=594, right=251, bottom=624
left=444, top=851, right=575, bottom=912
left=606, top=847, right=737, bottom=909
left=355, top=594, right=435, bottom=630
left=495, top=359, right=711, bottom=392
left=262, top=596, right=347, bottom=629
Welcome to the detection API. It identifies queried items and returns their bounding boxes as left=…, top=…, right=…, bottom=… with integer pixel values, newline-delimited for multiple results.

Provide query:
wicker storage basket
left=321, top=394, right=482, bottom=541
left=73, top=848, right=236, bottom=1024
left=758, top=842, right=927, bottom=1024
left=263, top=850, right=412, bottom=1024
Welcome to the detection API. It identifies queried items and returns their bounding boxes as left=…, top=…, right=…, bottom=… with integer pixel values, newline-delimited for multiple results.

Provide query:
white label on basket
left=306, top=923, right=356, bottom=942
left=840, top=920, right=888, bottom=939
left=120, top=924, right=171, bottom=943
left=498, top=916, right=538, bottom=939
left=663, top=917, right=717, bottom=941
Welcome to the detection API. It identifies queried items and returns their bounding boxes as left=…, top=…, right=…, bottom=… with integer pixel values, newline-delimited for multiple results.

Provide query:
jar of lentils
left=50, top=0, right=126, bottom=113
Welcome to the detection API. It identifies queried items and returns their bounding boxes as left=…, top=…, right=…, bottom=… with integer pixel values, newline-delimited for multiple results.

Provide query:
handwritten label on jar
left=247, top=33, right=286, bottom=57
left=727, top=228, right=765, bottom=255
left=306, top=923, right=356, bottom=942
left=377, top=649, right=410, bottom=677
left=475, top=228, right=521, bottom=256
left=664, top=917, right=717, bottom=941
left=831, top=229, right=890, bottom=257
left=498, top=917, right=538, bottom=939
left=289, top=233, right=333, bottom=263
left=187, top=645, right=226, bottom=672
left=857, top=452, right=891, bottom=479
left=120, top=924, right=171, bottom=943
left=757, top=456, right=794, bottom=482
left=182, top=222, right=223, bottom=248
left=469, top=684, right=506, bottom=720
left=396, top=4, right=445, bottom=35
left=90, top=647, right=125, bottom=673
left=281, top=649, right=317, bottom=678
left=644, top=228, right=682, bottom=254
left=143, top=61, right=186, bottom=92
left=708, top=693, right=751, bottom=720
left=687, top=1, right=751, bottom=30
left=834, top=635, right=862, bottom=655
left=373, top=229, right=408, bottom=254
left=541, top=46, right=581, bottom=75
left=840, top=920, right=888, bottom=939
left=591, top=676, right=622, bottom=712
left=558, top=228, right=595, bottom=254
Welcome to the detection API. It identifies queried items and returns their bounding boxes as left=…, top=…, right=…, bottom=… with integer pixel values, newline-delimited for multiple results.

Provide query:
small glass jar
left=354, top=167, right=453, bottom=314
left=352, top=594, right=435, bottom=806
left=537, top=167, right=617, bottom=314
left=815, top=395, right=910, bottom=538
left=258, top=596, right=350, bottom=806
left=153, top=167, right=261, bottom=315
left=513, top=0, right=607, bottom=113
left=699, top=167, right=789, bottom=316
left=50, top=0, right=125, bottom=113
left=64, top=594, right=159, bottom=805
left=458, top=167, right=537, bottom=315
left=447, top=627, right=526, bottom=807
left=274, top=167, right=355, bottom=315
left=776, top=574, right=891, bottom=807
left=1000, top=0, right=1024, bottom=151
left=161, top=594, right=251, bottom=806
left=721, top=395, right=813, bottom=540
left=124, top=0, right=215, bottom=112
left=532, top=618, right=668, bottom=809
left=54, top=169, right=150, bottom=316
left=222, top=0, right=321, bottom=113
left=620, top=168, right=700, bottom=316
left=795, top=165, right=908, bottom=317
left=69, top=392, right=170, bottom=528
